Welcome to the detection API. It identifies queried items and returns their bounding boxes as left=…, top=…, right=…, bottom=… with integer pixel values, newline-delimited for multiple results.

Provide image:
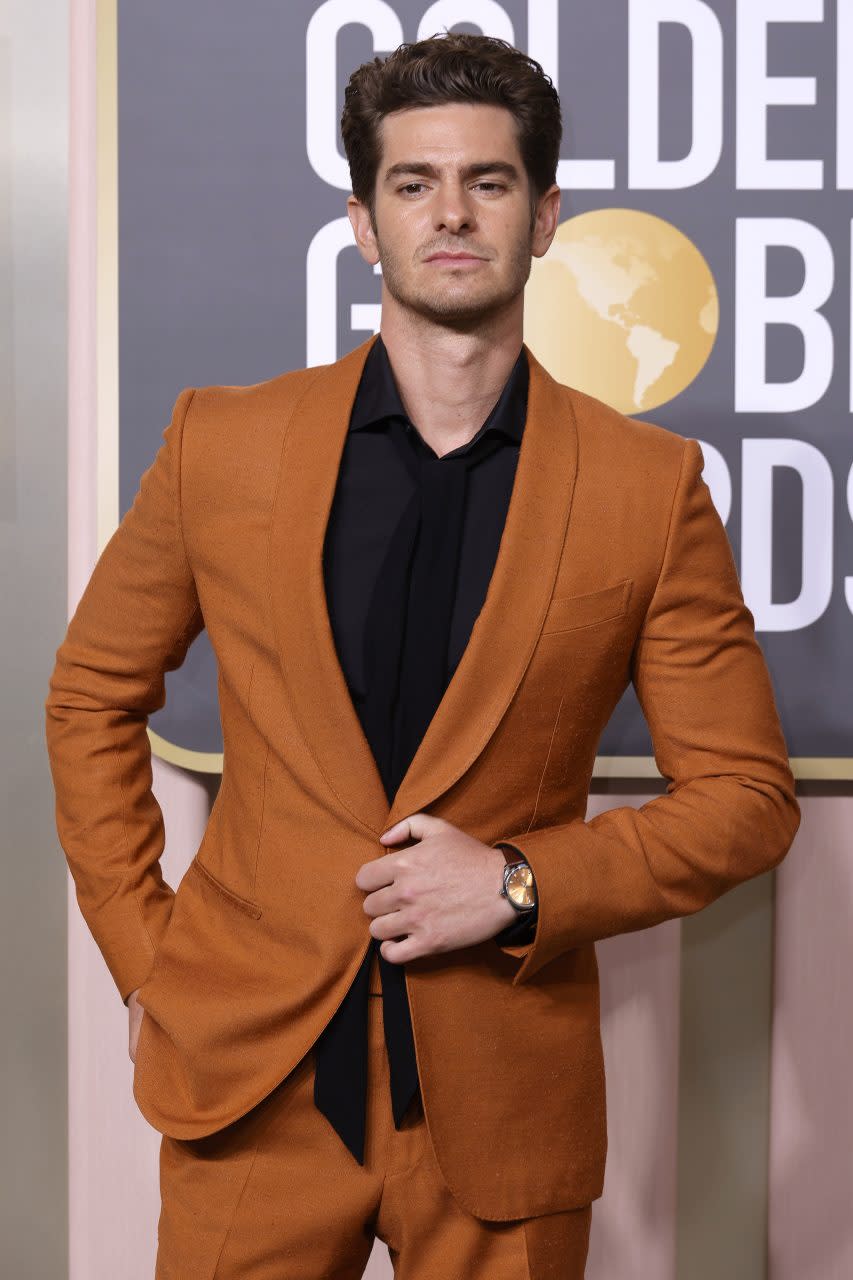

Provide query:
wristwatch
left=497, top=844, right=537, bottom=914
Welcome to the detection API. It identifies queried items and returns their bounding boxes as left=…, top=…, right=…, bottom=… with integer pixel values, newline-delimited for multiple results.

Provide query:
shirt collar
left=348, top=333, right=528, bottom=446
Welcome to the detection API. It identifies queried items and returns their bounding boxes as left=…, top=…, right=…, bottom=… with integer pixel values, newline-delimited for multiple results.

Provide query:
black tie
left=312, top=416, right=506, bottom=1164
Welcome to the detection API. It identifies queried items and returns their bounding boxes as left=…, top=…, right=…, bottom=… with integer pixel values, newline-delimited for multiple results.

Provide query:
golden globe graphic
left=524, top=209, right=719, bottom=415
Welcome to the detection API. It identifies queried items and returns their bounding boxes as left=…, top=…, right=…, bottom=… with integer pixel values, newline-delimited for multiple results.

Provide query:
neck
left=377, top=296, right=524, bottom=457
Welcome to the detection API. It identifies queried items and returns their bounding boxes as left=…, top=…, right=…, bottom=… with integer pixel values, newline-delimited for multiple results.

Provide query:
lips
left=425, top=252, right=485, bottom=262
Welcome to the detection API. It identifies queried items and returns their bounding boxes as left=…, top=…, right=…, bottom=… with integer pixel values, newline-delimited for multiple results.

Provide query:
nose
left=432, top=181, right=476, bottom=235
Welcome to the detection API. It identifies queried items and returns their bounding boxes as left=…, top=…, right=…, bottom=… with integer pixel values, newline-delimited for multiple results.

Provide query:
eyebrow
left=382, top=160, right=521, bottom=184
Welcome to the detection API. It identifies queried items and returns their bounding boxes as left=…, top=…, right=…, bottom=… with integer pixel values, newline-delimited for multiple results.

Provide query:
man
left=45, top=32, right=800, bottom=1279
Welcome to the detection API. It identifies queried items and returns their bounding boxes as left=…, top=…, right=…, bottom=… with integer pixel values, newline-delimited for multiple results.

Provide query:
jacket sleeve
left=45, top=386, right=204, bottom=1005
left=492, top=437, right=801, bottom=985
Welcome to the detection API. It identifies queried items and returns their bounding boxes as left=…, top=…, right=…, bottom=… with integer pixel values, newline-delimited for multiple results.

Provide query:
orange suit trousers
left=154, top=951, right=593, bottom=1278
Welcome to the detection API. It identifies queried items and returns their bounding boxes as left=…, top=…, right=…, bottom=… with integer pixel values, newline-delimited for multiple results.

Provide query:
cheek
left=377, top=228, right=417, bottom=277
left=379, top=202, right=424, bottom=239
left=489, top=201, right=530, bottom=235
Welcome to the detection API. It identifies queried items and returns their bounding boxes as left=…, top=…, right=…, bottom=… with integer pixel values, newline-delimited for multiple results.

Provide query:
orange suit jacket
left=45, top=333, right=800, bottom=1221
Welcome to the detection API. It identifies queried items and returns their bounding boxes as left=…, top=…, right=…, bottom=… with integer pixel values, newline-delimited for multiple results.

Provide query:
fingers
left=379, top=936, right=417, bottom=964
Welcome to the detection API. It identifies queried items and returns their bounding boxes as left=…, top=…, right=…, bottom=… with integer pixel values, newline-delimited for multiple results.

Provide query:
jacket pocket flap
left=541, top=579, right=633, bottom=634
left=189, top=857, right=263, bottom=918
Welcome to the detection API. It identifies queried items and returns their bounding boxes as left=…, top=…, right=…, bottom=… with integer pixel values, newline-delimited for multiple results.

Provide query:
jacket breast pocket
left=540, top=578, right=633, bottom=635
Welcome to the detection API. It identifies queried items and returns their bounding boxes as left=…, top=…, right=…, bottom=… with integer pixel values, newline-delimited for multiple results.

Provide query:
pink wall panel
left=769, top=793, right=853, bottom=1280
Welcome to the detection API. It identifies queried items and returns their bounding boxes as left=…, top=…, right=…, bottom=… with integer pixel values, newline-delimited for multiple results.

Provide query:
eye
left=474, top=182, right=504, bottom=192
left=399, top=183, right=426, bottom=195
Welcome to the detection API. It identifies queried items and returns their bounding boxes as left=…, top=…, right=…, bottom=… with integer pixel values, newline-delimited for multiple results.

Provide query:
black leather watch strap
left=494, top=904, right=538, bottom=945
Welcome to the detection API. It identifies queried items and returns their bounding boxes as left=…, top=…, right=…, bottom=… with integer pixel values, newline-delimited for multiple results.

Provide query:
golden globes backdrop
left=111, top=0, right=851, bottom=778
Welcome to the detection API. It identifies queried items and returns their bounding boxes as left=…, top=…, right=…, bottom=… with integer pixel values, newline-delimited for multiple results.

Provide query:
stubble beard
left=375, top=228, right=534, bottom=334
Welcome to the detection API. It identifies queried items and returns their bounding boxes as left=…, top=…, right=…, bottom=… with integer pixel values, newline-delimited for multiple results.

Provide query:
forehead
left=378, top=102, right=522, bottom=166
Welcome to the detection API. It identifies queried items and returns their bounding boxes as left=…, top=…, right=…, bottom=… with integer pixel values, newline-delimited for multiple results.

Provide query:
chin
left=398, top=283, right=520, bottom=330
left=425, top=298, right=518, bottom=331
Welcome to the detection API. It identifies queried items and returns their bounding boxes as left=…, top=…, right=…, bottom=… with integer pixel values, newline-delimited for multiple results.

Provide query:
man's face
left=347, top=102, right=560, bottom=330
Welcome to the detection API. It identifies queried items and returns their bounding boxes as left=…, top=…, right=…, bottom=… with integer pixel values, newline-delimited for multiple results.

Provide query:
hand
left=127, top=987, right=144, bottom=1064
left=354, top=812, right=518, bottom=964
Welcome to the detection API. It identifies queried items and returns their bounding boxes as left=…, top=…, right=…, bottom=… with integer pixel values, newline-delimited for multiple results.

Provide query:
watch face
left=506, top=863, right=535, bottom=908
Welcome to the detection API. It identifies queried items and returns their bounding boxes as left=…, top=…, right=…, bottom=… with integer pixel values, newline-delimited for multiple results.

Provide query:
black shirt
left=311, top=333, right=537, bottom=1165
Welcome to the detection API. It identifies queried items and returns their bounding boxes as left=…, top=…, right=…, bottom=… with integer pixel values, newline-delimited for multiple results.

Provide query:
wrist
left=493, top=849, right=517, bottom=924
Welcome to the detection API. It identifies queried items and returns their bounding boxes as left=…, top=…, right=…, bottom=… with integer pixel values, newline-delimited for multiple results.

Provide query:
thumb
left=379, top=811, right=441, bottom=845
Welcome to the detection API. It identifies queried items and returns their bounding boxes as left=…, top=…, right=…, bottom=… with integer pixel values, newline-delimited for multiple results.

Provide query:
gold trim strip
left=146, top=729, right=223, bottom=775
left=592, top=755, right=851, bottom=781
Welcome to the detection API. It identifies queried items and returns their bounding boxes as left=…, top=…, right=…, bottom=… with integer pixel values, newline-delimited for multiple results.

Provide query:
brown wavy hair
left=340, top=32, right=562, bottom=225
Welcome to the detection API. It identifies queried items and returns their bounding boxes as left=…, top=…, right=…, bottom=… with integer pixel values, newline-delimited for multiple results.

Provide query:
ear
left=347, top=194, right=380, bottom=267
left=531, top=183, right=562, bottom=259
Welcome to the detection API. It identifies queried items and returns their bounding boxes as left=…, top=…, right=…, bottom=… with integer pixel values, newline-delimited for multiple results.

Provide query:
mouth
left=424, top=252, right=487, bottom=266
